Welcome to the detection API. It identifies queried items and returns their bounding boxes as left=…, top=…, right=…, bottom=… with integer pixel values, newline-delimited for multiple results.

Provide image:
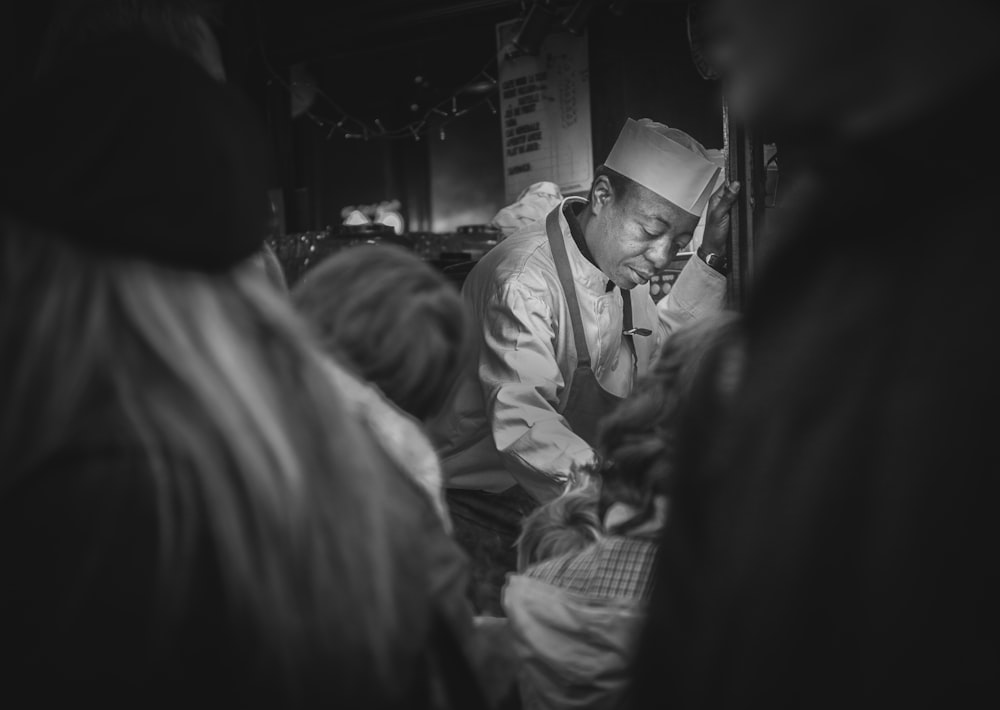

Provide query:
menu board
left=495, top=20, right=594, bottom=204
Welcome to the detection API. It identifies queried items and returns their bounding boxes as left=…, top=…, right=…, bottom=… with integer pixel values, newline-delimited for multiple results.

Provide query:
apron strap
left=621, top=289, right=638, bottom=375
left=545, top=206, right=593, bottom=368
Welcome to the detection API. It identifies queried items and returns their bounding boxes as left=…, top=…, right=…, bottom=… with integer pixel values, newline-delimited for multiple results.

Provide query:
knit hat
left=0, top=34, right=269, bottom=272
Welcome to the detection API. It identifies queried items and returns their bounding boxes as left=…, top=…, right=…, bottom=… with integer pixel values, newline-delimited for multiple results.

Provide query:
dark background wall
left=261, top=0, right=723, bottom=234
left=0, top=3, right=55, bottom=94
left=589, top=1, right=724, bottom=162
left=3, top=1, right=722, bottom=235
left=428, top=108, right=506, bottom=232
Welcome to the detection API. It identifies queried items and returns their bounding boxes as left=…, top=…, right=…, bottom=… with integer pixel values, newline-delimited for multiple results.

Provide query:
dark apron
left=545, top=207, right=635, bottom=447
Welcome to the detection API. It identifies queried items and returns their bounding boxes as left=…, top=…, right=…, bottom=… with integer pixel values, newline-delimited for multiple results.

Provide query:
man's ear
left=589, top=174, right=614, bottom=216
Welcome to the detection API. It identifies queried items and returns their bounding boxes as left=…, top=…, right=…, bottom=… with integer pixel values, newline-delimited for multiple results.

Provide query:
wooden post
left=723, top=97, right=766, bottom=310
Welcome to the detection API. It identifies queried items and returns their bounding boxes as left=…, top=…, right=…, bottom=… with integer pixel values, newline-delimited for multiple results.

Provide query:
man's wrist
left=697, top=245, right=729, bottom=275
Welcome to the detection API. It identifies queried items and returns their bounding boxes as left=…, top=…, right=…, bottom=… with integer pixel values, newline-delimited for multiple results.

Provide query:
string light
left=257, top=41, right=511, bottom=143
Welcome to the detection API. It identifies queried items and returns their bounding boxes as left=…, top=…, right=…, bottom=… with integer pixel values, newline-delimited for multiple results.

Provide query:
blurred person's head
left=35, top=0, right=225, bottom=80
left=705, top=0, right=1000, bottom=135
left=581, top=119, right=721, bottom=290
left=0, top=37, right=420, bottom=704
left=292, top=244, right=471, bottom=422
left=515, top=480, right=602, bottom=571
left=593, top=311, right=744, bottom=535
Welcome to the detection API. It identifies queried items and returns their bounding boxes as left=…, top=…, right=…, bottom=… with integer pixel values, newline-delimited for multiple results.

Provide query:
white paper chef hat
left=688, top=148, right=727, bottom=253
left=604, top=118, right=721, bottom=218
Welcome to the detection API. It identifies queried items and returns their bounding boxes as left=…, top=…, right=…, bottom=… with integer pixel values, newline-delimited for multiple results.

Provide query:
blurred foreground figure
left=293, top=245, right=496, bottom=701
left=506, top=314, right=741, bottom=710
left=293, top=244, right=471, bottom=524
left=0, top=37, right=479, bottom=709
left=37, top=0, right=292, bottom=297
left=294, top=244, right=470, bottom=424
left=628, top=0, right=1000, bottom=707
left=35, top=0, right=226, bottom=81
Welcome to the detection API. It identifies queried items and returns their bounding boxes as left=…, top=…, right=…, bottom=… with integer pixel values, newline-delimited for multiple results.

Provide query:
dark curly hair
left=594, top=312, right=744, bottom=534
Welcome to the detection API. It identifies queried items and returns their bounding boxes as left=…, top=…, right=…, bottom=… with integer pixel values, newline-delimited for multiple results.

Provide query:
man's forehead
left=629, top=184, right=697, bottom=225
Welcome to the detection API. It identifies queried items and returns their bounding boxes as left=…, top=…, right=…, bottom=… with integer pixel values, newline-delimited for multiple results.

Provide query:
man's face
left=588, top=177, right=700, bottom=290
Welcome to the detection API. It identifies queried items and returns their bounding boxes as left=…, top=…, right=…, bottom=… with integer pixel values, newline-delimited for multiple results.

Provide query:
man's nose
left=647, top=237, right=674, bottom=271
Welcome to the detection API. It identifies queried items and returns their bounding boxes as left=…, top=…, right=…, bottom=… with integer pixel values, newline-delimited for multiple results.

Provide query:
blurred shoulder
left=321, top=357, right=451, bottom=529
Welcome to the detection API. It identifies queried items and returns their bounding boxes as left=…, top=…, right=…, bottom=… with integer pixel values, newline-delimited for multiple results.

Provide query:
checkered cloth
left=523, top=535, right=658, bottom=601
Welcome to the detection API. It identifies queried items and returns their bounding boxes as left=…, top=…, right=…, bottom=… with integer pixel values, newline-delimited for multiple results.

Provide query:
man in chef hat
left=428, top=118, right=740, bottom=615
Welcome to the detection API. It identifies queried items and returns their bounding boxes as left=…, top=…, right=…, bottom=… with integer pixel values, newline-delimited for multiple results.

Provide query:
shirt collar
left=561, top=198, right=616, bottom=293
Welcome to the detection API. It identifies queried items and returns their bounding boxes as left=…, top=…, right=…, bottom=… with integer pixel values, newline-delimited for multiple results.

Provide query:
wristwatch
left=697, top=245, right=729, bottom=275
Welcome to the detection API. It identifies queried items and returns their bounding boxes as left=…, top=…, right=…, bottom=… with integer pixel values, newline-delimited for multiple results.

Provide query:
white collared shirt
left=427, top=198, right=726, bottom=502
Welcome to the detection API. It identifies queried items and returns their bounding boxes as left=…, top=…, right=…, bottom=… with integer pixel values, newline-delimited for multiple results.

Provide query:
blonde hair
left=515, top=480, right=602, bottom=571
left=293, top=244, right=471, bottom=421
left=0, top=218, right=418, bottom=701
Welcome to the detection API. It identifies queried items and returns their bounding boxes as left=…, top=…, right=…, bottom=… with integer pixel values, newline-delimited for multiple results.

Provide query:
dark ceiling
left=252, top=0, right=687, bottom=134
left=257, top=0, right=524, bottom=62
left=254, top=0, right=526, bottom=129
left=2, top=1, right=691, bottom=131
